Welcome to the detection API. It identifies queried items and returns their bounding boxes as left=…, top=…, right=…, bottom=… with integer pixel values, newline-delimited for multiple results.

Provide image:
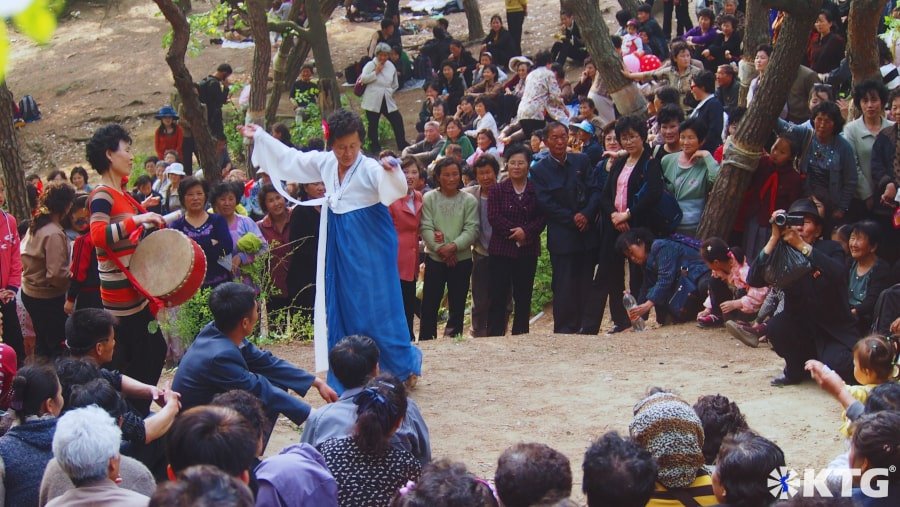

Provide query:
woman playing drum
left=241, top=109, right=423, bottom=393
left=86, top=124, right=166, bottom=415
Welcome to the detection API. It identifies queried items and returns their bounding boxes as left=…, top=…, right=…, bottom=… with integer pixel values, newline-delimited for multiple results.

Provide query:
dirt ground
left=11, top=0, right=845, bottom=502
left=261, top=314, right=847, bottom=503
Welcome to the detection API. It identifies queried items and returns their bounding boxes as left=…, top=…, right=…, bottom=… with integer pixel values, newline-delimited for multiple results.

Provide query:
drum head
left=130, top=229, right=195, bottom=298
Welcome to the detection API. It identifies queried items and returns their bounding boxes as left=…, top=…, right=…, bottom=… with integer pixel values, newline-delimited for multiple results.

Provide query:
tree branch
left=267, top=19, right=310, bottom=39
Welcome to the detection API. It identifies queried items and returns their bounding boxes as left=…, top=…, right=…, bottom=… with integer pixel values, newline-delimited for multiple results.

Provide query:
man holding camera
left=746, top=198, right=857, bottom=386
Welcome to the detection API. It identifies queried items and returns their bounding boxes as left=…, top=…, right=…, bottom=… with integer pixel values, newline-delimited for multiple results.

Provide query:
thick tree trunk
left=153, top=0, right=221, bottom=183
left=176, top=0, right=191, bottom=13
left=738, top=0, right=772, bottom=107
left=304, top=0, right=341, bottom=116
left=265, top=0, right=304, bottom=127
left=562, top=0, right=647, bottom=118
left=0, top=82, right=31, bottom=221
left=283, top=0, right=339, bottom=90
left=617, top=0, right=645, bottom=14
left=847, top=0, right=888, bottom=88
left=246, top=0, right=272, bottom=129
left=697, top=0, right=823, bottom=240
left=462, top=0, right=485, bottom=41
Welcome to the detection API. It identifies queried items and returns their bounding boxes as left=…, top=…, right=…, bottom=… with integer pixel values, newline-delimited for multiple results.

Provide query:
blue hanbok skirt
left=325, top=204, right=423, bottom=392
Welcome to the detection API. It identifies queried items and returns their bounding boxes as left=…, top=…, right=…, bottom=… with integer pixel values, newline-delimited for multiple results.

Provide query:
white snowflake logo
left=768, top=467, right=798, bottom=499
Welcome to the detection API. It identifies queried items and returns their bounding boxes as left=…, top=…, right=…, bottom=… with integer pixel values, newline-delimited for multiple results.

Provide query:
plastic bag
left=763, top=241, right=812, bottom=289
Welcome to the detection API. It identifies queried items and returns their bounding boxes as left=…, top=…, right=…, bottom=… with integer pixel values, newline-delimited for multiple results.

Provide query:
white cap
left=164, top=163, right=186, bottom=176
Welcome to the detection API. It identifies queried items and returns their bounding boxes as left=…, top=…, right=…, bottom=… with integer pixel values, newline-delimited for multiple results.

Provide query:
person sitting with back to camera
left=172, top=282, right=337, bottom=434
left=300, top=334, right=431, bottom=465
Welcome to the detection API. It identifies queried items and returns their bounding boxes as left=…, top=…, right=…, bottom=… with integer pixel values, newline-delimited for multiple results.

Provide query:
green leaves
left=1, top=0, right=58, bottom=83
left=13, top=0, right=56, bottom=44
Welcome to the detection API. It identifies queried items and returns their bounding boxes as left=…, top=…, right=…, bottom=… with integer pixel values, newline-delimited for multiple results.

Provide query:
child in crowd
left=810, top=335, right=899, bottom=438
left=697, top=237, right=767, bottom=328
left=622, top=19, right=644, bottom=56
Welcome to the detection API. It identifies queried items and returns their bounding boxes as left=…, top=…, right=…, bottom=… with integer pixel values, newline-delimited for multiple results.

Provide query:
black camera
left=773, top=212, right=805, bottom=227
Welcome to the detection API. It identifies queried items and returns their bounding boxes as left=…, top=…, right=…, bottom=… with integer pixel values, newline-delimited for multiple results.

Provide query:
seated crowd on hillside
left=3, top=0, right=900, bottom=506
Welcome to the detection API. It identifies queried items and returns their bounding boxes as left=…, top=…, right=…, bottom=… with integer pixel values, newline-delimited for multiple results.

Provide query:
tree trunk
left=153, top=0, right=222, bottom=183
left=283, top=0, right=339, bottom=90
left=265, top=0, right=304, bottom=127
left=246, top=0, right=272, bottom=129
left=738, top=0, right=772, bottom=107
left=0, top=82, right=31, bottom=221
left=697, top=0, right=823, bottom=240
left=304, top=0, right=341, bottom=116
left=562, top=0, right=648, bottom=118
left=847, top=0, right=888, bottom=89
left=176, top=0, right=191, bottom=13
left=617, top=0, right=645, bottom=14
left=462, top=0, right=485, bottom=41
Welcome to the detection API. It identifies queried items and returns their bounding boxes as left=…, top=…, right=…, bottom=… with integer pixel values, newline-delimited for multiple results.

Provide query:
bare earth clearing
left=10, top=0, right=843, bottom=502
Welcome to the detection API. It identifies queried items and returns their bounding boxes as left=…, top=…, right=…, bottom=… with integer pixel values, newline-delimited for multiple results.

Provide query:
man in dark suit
left=173, top=283, right=337, bottom=429
left=531, top=122, right=603, bottom=334
left=689, top=70, right=725, bottom=152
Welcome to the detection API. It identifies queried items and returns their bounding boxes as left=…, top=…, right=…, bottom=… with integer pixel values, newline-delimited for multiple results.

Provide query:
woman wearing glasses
left=597, top=115, right=665, bottom=334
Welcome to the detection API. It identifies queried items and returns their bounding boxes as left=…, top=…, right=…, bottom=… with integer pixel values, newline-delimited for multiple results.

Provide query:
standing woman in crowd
left=360, top=43, right=409, bottom=153
left=287, top=181, right=325, bottom=316
left=22, top=181, right=76, bottom=359
left=317, top=375, right=421, bottom=507
left=598, top=116, right=664, bottom=333
left=482, top=15, right=514, bottom=70
left=170, top=177, right=234, bottom=289
left=843, top=80, right=893, bottom=221
left=256, top=184, right=293, bottom=313
left=0, top=364, right=64, bottom=507
left=153, top=105, right=184, bottom=162
left=86, top=124, right=166, bottom=415
left=661, top=117, right=720, bottom=236
left=516, top=50, right=568, bottom=138
left=778, top=101, right=857, bottom=222
left=389, top=157, right=424, bottom=342
left=0, top=179, right=24, bottom=363
left=419, top=158, right=479, bottom=341
left=487, top=145, right=545, bottom=336
left=807, top=10, right=846, bottom=75
left=625, top=42, right=701, bottom=114
left=65, top=193, right=103, bottom=313
left=211, top=181, right=266, bottom=280
left=69, top=166, right=92, bottom=193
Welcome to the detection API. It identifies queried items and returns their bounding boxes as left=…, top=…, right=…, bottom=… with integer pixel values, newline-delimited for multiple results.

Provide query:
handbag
left=353, top=77, right=367, bottom=97
left=633, top=157, right=683, bottom=236
left=668, top=266, right=702, bottom=323
left=763, top=241, right=813, bottom=289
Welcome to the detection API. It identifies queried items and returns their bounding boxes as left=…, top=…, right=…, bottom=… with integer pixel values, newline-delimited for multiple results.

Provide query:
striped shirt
left=89, top=185, right=147, bottom=316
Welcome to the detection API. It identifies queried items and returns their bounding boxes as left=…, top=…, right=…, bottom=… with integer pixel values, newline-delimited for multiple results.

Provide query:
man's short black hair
left=217, top=63, right=233, bottom=75
left=55, top=357, right=102, bottom=411
left=65, top=308, right=118, bottom=355
left=495, top=443, right=572, bottom=507
left=693, top=70, right=716, bottom=94
left=166, top=406, right=258, bottom=477
left=68, top=378, right=129, bottom=419
left=715, top=432, right=786, bottom=506
left=211, top=389, right=269, bottom=445
left=534, top=50, right=553, bottom=67
left=582, top=431, right=657, bottom=507
left=209, top=283, right=257, bottom=333
left=637, top=4, right=652, bottom=14
left=329, top=335, right=380, bottom=389
left=150, top=465, right=254, bottom=507
left=85, top=124, right=132, bottom=175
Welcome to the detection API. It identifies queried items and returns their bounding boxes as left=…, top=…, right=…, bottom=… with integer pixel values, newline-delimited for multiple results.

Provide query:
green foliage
left=161, top=1, right=229, bottom=56
left=289, top=91, right=325, bottom=147
left=129, top=154, right=150, bottom=189
left=224, top=102, right=245, bottom=164
left=162, top=287, right=215, bottom=350
left=530, top=231, right=552, bottom=315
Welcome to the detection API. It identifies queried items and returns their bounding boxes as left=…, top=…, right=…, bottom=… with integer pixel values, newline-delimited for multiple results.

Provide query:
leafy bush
left=129, top=154, right=150, bottom=189
left=161, top=2, right=230, bottom=56
left=531, top=231, right=552, bottom=315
